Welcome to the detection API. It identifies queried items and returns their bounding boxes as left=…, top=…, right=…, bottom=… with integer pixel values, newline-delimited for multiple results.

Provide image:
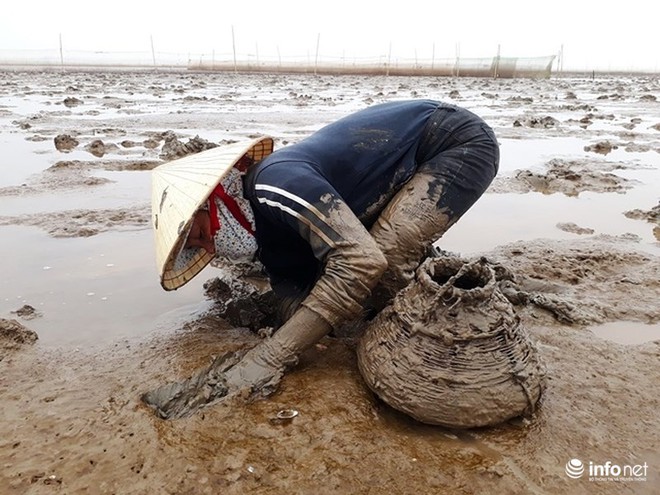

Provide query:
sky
left=1, top=0, right=658, bottom=72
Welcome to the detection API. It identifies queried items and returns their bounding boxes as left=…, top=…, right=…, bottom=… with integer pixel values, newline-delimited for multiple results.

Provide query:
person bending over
left=182, top=99, right=499, bottom=402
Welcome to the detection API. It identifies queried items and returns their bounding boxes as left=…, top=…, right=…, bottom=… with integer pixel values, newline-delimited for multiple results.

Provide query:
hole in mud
left=430, top=265, right=487, bottom=290
left=430, top=266, right=461, bottom=286
left=452, top=273, right=486, bottom=290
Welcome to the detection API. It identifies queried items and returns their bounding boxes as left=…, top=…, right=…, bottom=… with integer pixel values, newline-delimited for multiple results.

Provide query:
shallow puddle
left=590, top=321, right=660, bottom=345
left=0, top=226, right=211, bottom=348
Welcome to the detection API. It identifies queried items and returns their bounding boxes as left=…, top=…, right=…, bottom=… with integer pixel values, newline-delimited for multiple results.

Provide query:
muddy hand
left=141, top=350, right=244, bottom=420
left=142, top=306, right=332, bottom=420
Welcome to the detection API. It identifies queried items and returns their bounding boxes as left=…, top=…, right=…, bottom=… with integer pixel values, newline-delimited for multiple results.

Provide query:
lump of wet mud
left=556, top=222, right=595, bottom=235
left=63, top=97, right=83, bottom=108
left=0, top=318, right=38, bottom=355
left=358, top=256, right=546, bottom=429
left=49, top=160, right=82, bottom=170
left=143, top=138, right=160, bottom=149
left=159, top=131, right=218, bottom=160
left=25, top=135, right=49, bottom=142
left=0, top=207, right=150, bottom=238
left=507, top=96, right=534, bottom=104
left=512, top=115, right=558, bottom=128
left=204, top=275, right=279, bottom=331
left=142, top=350, right=244, bottom=420
left=84, top=139, right=119, bottom=158
left=578, top=116, right=592, bottom=127
left=486, top=238, right=660, bottom=326
left=490, top=158, right=634, bottom=197
left=49, top=159, right=161, bottom=172
left=624, top=202, right=660, bottom=224
left=10, top=304, right=42, bottom=320
left=54, top=134, right=79, bottom=152
left=623, top=142, right=651, bottom=153
left=560, top=104, right=596, bottom=112
left=597, top=93, right=625, bottom=101
left=584, top=140, right=618, bottom=155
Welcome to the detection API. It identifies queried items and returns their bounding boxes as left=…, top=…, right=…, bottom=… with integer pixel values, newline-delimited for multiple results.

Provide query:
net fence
left=0, top=49, right=556, bottom=78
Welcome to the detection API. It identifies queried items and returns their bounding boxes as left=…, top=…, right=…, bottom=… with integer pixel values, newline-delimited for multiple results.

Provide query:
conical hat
left=151, top=136, right=274, bottom=290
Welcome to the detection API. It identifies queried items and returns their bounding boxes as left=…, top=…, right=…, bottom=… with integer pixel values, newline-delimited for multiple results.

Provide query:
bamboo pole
left=493, top=44, right=501, bottom=78
left=454, top=42, right=460, bottom=77
left=59, top=33, right=64, bottom=71
left=231, top=25, right=237, bottom=73
left=386, top=42, right=392, bottom=76
left=150, top=35, right=156, bottom=66
left=431, top=42, right=435, bottom=70
left=314, top=33, right=320, bottom=75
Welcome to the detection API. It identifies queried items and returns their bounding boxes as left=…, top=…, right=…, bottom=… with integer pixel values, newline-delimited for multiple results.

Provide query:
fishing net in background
left=357, top=255, right=546, bottom=428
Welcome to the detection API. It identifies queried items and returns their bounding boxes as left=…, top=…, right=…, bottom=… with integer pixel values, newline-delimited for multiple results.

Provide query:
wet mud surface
left=1, top=70, right=659, bottom=494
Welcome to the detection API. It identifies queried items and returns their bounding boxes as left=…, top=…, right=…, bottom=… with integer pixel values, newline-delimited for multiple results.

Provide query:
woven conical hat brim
left=152, top=136, right=274, bottom=290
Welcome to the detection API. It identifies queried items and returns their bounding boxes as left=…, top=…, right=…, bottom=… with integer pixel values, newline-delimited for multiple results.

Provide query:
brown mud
left=489, top=158, right=638, bottom=196
left=1, top=70, right=659, bottom=494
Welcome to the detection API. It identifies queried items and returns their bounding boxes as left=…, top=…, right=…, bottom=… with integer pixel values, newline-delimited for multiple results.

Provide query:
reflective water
left=590, top=320, right=660, bottom=345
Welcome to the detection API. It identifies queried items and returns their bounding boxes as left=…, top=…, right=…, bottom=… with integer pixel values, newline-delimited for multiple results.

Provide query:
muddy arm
left=222, top=198, right=388, bottom=393
left=223, top=305, right=332, bottom=391
left=142, top=306, right=332, bottom=419
left=300, top=199, right=388, bottom=328
left=249, top=165, right=388, bottom=328
left=144, top=172, right=389, bottom=419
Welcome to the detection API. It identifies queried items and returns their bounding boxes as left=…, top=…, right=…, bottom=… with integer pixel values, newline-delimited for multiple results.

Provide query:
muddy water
left=0, top=226, right=210, bottom=347
left=1, top=70, right=659, bottom=494
left=590, top=320, right=660, bottom=345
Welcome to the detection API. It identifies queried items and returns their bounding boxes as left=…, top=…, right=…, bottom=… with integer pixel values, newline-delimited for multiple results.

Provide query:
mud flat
left=0, top=70, right=659, bottom=494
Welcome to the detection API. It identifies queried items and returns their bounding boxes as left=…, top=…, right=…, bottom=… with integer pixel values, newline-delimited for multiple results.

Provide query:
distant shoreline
left=0, top=62, right=657, bottom=78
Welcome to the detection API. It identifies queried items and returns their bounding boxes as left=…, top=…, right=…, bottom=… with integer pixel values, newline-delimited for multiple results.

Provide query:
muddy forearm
left=304, top=230, right=388, bottom=328
left=224, top=306, right=332, bottom=391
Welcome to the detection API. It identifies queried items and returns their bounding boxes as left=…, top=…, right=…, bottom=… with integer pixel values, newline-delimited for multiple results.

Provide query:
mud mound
left=625, top=202, right=660, bottom=224
left=159, top=131, right=218, bottom=160
left=513, top=115, right=559, bottom=128
left=63, top=97, right=83, bottom=108
left=556, top=222, right=595, bottom=235
left=0, top=318, right=38, bottom=358
left=54, top=134, right=79, bottom=152
left=0, top=206, right=151, bottom=237
left=84, top=139, right=120, bottom=157
left=204, top=275, right=279, bottom=332
left=486, top=238, right=660, bottom=326
left=490, top=158, right=635, bottom=196
left=49, top=159, right=162, bottom=172
left=10, top=304, right=42, bottom=320
left=584, top=140, right=619, bottom=155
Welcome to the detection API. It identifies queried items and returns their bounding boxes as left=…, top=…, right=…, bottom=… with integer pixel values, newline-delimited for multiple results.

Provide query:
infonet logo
left=565, top=458, right=648, bottom=482
left=565, top=459, right=584, bottom=479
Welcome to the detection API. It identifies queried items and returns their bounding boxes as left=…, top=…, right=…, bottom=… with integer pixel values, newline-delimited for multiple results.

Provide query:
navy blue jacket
left=244, top=99, right=441, bottom=303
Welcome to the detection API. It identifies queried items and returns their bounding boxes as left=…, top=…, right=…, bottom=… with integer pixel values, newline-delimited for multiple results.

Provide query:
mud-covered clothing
left=243, top=100, right=499, bottom=328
